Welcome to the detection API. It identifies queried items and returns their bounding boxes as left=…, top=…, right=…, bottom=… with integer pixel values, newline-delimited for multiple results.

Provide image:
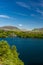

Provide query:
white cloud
left=16, top=1, right=43, bottom=15
left=16, top=2, right=30, bottom=9
left=17, top=13, right=28, bottom=16
left=36, top=8, right=43, bottom=15
left=18, top=24, right=23, bottom=27
left=14, top=12, right=28, bottom=16
left=28, top=0, right=43, bottom=8
left=0, top=15, right=10, bottom=19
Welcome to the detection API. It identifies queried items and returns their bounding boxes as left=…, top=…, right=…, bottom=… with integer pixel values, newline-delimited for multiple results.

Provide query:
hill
left=32, top=28, right=43, bottom=32
left=0, top=26, right=20, bottom=31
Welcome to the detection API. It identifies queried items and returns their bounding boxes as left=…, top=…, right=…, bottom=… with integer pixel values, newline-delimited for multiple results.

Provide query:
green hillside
left=0, top=40, right=24, bottom=65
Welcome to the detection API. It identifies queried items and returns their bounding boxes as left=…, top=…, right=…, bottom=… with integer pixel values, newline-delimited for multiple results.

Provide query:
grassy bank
left=0, top=40, right=24, bottom=65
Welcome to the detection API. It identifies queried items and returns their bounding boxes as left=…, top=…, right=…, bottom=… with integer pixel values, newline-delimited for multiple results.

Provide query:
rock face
left=0, top=26, right=20, bottom=31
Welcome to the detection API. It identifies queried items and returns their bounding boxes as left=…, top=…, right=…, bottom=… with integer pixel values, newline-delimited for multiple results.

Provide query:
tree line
left=0, top=30, right=43, bottom=38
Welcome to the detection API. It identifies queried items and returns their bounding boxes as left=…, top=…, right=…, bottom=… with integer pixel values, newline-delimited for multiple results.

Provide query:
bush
left=0, top=40, right=24, bottom=65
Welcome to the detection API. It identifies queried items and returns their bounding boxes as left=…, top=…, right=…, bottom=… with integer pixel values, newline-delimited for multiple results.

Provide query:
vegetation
left=0, top=40, right=24, bottom=65
left=15, top=31, right=43, bottom=38
left=0, top=30, right=43, bottom=38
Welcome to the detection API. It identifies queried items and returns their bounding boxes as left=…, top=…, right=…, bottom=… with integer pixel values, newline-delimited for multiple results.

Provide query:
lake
left=0, top=37, right=43, bottom=65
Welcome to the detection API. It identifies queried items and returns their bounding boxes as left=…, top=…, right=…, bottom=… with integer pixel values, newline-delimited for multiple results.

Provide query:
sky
left=0, top=0, right=43, bottom=30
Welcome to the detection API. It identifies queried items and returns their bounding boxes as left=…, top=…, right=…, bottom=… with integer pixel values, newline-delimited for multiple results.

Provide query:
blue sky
left=0, top=0, right=43, bottom=30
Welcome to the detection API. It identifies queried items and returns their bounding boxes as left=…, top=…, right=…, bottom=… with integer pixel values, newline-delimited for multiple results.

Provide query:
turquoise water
left=0, top=37, right=43, bottom=65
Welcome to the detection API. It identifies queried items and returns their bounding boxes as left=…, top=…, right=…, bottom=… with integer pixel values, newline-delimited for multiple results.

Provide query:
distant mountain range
left=0, top=26, right=20, bottom=31
left=32, top=28, right=43, bottom=32
left=0, top=26, right=43, bottom=32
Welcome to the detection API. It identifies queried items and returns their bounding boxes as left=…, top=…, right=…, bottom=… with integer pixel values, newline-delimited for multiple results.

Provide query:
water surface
left=0, top=37, right=43, bottom=65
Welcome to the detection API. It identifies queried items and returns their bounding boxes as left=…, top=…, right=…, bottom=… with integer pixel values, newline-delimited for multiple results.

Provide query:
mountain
left=0, top=26, right=20, bottom=31
left=0, top=26, right=43, bottom=32
left=32, top=28, right=43, bottom=32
